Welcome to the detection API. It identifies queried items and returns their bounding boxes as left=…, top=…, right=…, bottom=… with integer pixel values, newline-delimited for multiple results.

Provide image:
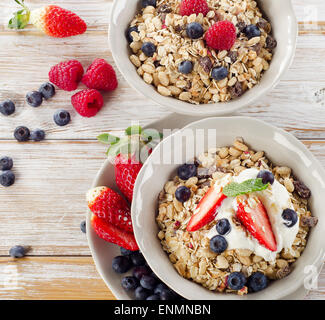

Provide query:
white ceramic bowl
left=132, top=117, right=325, bottom=300
left=109, top=0, right=297, bottom=116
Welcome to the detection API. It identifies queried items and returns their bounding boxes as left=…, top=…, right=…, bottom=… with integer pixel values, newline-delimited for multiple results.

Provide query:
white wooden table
left=0, top=0, right=324, bottom=300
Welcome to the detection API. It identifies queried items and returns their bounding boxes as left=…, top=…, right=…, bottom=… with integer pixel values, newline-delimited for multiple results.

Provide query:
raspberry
left=71, top=89, right=104, bottom=118
left=205, top=21, right=237, bottom=51
left=49, top=60, right=84, bottom=91
left=82, top=59, right=118, bottom=92
left=179, top=0, right=209, bottom=17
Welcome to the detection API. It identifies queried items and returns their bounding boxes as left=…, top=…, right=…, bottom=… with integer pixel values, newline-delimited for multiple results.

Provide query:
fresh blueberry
left=248, top=272, right=268, bottom=292
left=0, top=99, right=15, bottom=116
left=227, top=272, right=246, bottom=290
left=0, top=171, right=15, bottom=187
left=141, top=42, right=156, bottom=57
left=80, top=220, right=86, bottom=233
left=26, top=91, right=43, bottom=107
left=9, top=245, right=27, bottom=258
left=244, top=24, right=261, bottom=39
left=121, top=276, right=139, bottom=291
left=140, top=275, right=157, bottom=290
left=39, top=82, right=55, bottom=100
left=130, top=252, right=146, bottom=266
left=14, top=126, right=30, bottom=142
left=53, top=109, right=71, bottom=126
left=216, top=219, right=231, bottom=235
left=112, top=256, right=132, bottom=274
left=257, top=170, right=274, bottom=185
left=282, top=208, right=298, bottom=228
left=160, top=288, right=176, bottom=300
left=126, top=25, right=138, bottom=43
left=210, top=235, right=228, bottom=253
left=175, top=186, right=191, bottom=203
left=0, top=156, right=13, bottom=171
left=177, top=163, right=197, bottom=180
left=133, top=265, right=151, bottom=280
left=135, top=286, right=151, bottom=300
left=120, top=247, right=136, bottom=256
left=147, top=294, right=160, bottom=300
left=211, top=66, right=228, bottom=80
left=186, top=22, right=204, bottom=39
left=154, top=283, right=168, bottom=295
left=30, top=129, right=45, bottom=142
left=141, top=0, right=157, bottom=8
left=178, top=60, right=193, bottom=74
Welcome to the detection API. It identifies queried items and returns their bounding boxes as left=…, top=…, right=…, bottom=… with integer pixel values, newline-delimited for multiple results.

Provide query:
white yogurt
left=207, top=168, right=299, bottom=262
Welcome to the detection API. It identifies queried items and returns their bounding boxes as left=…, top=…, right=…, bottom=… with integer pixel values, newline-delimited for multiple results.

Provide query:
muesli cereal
left=157, top=138, right=317, bottom=295
left=127, top=0, right=277, bottom=105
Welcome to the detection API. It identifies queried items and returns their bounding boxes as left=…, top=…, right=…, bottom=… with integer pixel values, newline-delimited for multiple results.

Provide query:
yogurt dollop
left=207, top=168, right=299, bottom=262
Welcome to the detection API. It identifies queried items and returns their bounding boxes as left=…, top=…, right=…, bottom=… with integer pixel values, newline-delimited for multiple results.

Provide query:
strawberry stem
left=8, top=0, right=31, bottom=30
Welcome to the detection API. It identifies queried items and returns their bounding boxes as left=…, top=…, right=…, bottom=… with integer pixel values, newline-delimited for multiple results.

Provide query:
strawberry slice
left=91, top=215, right=139, bottom=251
left=87, top=186, right=133, bottom=233
left=187, top=185, right=227, bottom=232
left=236, top=196, right=277, bottom=251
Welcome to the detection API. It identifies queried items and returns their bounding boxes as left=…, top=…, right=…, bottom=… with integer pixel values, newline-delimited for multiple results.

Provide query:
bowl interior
left=132, top=116, right=325, bottom=300
left=109, top=0, right=297, bottom=116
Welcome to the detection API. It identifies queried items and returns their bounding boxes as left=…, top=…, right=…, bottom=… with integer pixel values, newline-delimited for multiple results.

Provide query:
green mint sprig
left=222, top=178, right=269, bottom=197
left=8, top=0, right=31, bottom=30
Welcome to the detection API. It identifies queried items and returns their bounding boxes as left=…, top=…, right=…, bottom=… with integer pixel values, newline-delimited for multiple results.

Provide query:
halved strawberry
left=91, top=215, right=139, bottom=251
left=236, top=196, right=277, bottom=252
left=187, top=185, right=227, bottom=232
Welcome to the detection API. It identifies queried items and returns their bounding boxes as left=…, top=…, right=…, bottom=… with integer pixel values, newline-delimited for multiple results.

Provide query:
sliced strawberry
left=187, top=185, right=227, bottom=232
left=91, top=215, right=139, bottom=251
left=87, top=186, right=133, bottom=233
left=236, top=196, right=277, bottom=252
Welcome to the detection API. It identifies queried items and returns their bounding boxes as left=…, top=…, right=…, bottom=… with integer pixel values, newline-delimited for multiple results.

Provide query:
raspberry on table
left=179, top=0, right=209, bottom=17
left=71, top=89, right=104, bottom=118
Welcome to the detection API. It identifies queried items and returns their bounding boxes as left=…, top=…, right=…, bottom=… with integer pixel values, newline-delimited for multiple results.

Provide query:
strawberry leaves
left=223, top=178, right=269, bottom=197
left=8, top=0, right=30, bottom=30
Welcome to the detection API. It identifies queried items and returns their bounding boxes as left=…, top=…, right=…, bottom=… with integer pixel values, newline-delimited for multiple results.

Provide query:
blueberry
left=210, top=235, right=228, bottom=253
left=0, top=156, right=13, bottom=171
left=0, top=99, right=15, bottom=116
left=248, top=272, right=268, bottom=292
left=53, top=109, right=71, bottom=126
left=135, top=286, right=151, bottom=300
left=175, top=186, right=191, bottom=203
left=282, top=208, right=298, bottom=228
left=257, top=170, right=274, bottom=185
left=186, top=22, right=204, bottom=39
left=0, top=171, right=15, bottom=187
left=130, top=252, right=146, bottom=266
left=133, top=265, right=151, bottom=280
left=154, top=283, right=168, bottom=295
left=126, top=25, right=138, bottom=43
left=141, top=42, right=156, bottom=57
left=178, top=60, right=193, bottom=74
left=120, top=247, right=136, bottom=256
left=216, top=219, right=231, bottom=235
left=160, top=288, right=176, bottom=300
left=9, top=245, right=27, bottom=258
left=14, top=126, right=30, bottom=142
left=30, top=129, right=45, bottom=142
left=121, top=276, right=139, bottom=291
left=147, top=294, right=160, bottom=300
left=227, top=272, right=246, bottom=290
left=140, top=275, right=157, bottom=290
left=211, top=67, right=228, bottom=80
left=80, top=220, right=86, bottom=233
left=177, top=163, right=197, bottom=180
left=244, top=24, right=261, bottom=39
left=39, top=82, right=55, bottom=100
left=112, top=256, right=132, bottom=274
left=141, top=0, right=157, bottom=8
left=26, top=91, right=43, bottom=107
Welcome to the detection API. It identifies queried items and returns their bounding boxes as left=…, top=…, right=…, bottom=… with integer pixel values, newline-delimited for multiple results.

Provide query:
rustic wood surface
left=0, top=0, right=324, bottom=300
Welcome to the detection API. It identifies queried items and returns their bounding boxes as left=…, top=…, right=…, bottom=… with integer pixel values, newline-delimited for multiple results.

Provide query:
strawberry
left=187, top=185, right=227, bottom=232
left=87, top=186, right=133, bottom=233
left=236, top=196, right=277, bottom=252
left=8, top=1, right=87, bottom=38
left=91, top=215, right=139, bottom=251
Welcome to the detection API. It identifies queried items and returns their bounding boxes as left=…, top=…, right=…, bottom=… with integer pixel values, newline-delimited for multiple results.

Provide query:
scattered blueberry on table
left=14, top=126, right=30, bottom=142
left=0, top=170, right=15, bottom=187
left=80, top=220, right=86, bottom=233
left=9, top=245, right=27, bottom=258
left=0, top=99, right=15, bottom=116
left=53, top=109, right=71, bottom=126
left=26, top=91, right=43, bottom=108
left=0, top=156, right=13, bottom=171
left=39, top=82, right=56, bottom=100
left=30, top=129, right=46, bottom=142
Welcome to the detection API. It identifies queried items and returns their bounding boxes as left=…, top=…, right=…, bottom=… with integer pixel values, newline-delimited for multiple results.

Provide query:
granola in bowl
left=157, top=138, right=317, bottom=295
left=127, top=0, right=277, bottom=105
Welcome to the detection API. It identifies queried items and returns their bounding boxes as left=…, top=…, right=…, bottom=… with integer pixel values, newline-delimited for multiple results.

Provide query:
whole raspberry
left=71, top=89, right=104, bottom=117
left=82, top=59, right=118, bottom=91
left=205, top=21, right=237, bottom=50
left=179, top=0, right=209, bottom=17
left=49, top=60, right=84, bottom=91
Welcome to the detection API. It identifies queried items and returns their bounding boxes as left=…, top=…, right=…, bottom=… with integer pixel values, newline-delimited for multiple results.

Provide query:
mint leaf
left=125, top=125, right=142, bottom=136
left=223, top=178, right=269, bottom=197
left=8, top=0, right=30, bottom=30
left=97, top=133, right=120, bottom=145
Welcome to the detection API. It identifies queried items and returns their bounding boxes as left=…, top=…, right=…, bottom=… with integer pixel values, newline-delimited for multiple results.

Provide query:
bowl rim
left=108, top=0, right=298, bottom=116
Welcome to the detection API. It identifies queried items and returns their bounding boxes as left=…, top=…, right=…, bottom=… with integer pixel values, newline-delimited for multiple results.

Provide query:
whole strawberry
left=71, top=89, right=104, bottom=117
left=205, top=20, right=237, bottom=50
left=49, top=60, right=84, bottom=91
left=8, top=1, right=87, bottom=38
left=179, top=0, right=209, bottom=17
left=82, top=59, right=118, bottom=92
